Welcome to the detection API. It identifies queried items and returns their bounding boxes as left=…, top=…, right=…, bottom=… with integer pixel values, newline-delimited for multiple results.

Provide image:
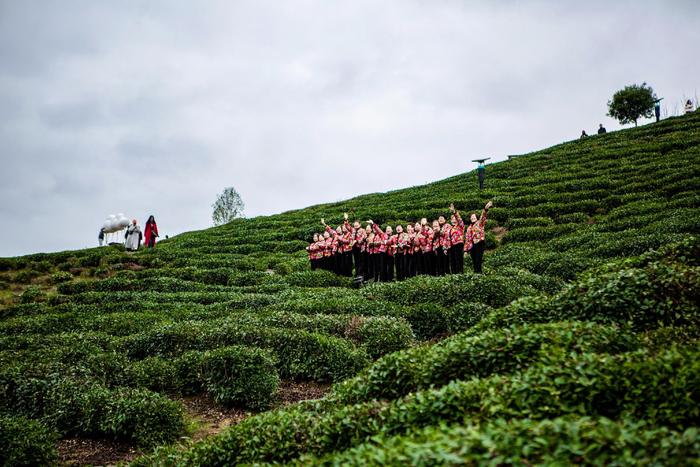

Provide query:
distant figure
left=125, top=219, right=142, bottom=251
left=597, top=124, right=607, bottom=135
left=477, top=162, right=486, bottom=189
left=98, top=228, right=105, bottom=246
left=580, top=130, right=588, bottom=139
left=655, top=102, right=661, bottom=122
left=685, top=100, right=695, bottom=114
left=144, top=215, right=159, bottom=249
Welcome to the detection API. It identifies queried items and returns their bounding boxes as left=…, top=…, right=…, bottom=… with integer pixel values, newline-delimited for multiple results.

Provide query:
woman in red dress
left=144, top=215, right=159, bottom=249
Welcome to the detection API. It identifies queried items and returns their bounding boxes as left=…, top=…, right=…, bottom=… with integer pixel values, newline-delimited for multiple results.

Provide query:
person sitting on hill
left=580, top=130, right=588, bottom=139
left=465, top=201, right=493, bottom=273
left=125, top=219, right=142, bottom=251
left=597, top=124, right=607, bottom=135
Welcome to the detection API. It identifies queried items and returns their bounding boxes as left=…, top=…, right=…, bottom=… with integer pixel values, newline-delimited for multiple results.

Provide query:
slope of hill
left=1, top=112, right=699, bottom=465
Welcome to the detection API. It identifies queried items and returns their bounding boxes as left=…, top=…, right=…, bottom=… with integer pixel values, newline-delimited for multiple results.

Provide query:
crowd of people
left=306, top=201, right=493, bottom=281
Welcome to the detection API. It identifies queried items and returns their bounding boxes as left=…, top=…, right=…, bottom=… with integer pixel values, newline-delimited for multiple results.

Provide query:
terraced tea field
left=1, top=111, right=699, bottom=465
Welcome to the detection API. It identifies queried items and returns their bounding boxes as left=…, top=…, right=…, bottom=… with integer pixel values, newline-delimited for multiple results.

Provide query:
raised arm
left=479, top=201, right=493, bottom=225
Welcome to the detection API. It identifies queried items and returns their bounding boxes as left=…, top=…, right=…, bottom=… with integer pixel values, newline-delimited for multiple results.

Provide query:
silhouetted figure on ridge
left=597, top=124, right=607, bottom=135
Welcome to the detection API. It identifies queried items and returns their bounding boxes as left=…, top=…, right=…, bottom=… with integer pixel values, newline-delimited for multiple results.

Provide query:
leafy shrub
left=48, top=271, right=73, bottom=284
left=0, top=414, right=58, bottom=466
left=19, top=286, right=44, bottom=304
left=199, top=346, right=279, bottom=409
left=351, top=317, right=415, bottom=359
left=304, top=417, right=700, bottom=466
left=146, top=346, right=700, bottom=465
left=484, top=257, right=700, bottom=332
left=330, top=321, right=637, bottom=405
left=12, top=270, right=38, bottom=284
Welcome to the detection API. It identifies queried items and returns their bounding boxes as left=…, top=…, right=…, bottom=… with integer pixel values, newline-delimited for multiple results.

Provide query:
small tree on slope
left=212, top=187, right=245, bottom=226
left=607, top=82, right=657, bottom=127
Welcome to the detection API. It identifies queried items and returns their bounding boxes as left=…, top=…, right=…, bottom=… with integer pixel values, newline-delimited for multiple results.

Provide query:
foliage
left=0, top=112, right=699, bottom=462
left=0, top=414, right=58, bottom=466
left=212, top=186, right=245, bottom=226
left=607, top=82, right=657, bottom=126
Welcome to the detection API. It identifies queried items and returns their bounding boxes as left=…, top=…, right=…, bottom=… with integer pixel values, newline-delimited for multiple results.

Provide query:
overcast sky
left=1, top=0, right=698, bottom=257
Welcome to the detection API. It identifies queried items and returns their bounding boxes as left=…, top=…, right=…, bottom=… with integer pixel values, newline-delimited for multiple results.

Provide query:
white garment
left=686, top=103, right=695, bottom=114
left=125, top=225, right=142, bottom=250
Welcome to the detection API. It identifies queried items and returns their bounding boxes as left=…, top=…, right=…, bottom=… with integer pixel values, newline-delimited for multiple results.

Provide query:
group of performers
left=306, top=201, right=493, bottom=281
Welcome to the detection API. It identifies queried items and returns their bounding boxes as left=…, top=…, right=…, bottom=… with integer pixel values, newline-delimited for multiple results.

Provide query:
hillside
left=1, top=112, right=699, bottom=465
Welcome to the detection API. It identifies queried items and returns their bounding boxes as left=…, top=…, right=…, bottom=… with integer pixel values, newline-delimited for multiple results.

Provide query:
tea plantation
left=1, top=112, right=699, bottom=465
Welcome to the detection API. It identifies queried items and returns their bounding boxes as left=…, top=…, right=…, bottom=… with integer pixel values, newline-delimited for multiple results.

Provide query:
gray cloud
left=0, top=0, right=699, bottom=256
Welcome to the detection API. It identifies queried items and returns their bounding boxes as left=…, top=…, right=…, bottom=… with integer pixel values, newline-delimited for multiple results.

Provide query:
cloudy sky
left=1, top=0, right=698, bottom=257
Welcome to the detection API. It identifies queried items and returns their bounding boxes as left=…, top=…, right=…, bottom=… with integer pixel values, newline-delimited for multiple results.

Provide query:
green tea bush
left=119, top=321, right=369, bottom=382
left=505, top=216, right=554, bottom=229
left=199, top=346, right=279, bottom=409
left=0, top=414, right=58, bottom=466
left=350, top=317, right=415, bottom=359
left=302, top=417, right=700, bottom=466
left=146, top=346, right=700, bottom=465
left=48, top=271, right=73, bottom=284
left=19, top=286, right=44, bottom=304
left=484, top=256, right=700, bottom=332
left=330, top=321, right=637, bottom=405
left=0, top=372, right=186, bottom=448
left=362, top=273, right=538, bottom=308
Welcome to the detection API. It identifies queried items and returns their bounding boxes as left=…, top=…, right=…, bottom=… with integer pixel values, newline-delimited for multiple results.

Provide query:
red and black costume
left=465, top=207, right=488, bottom=273
left=449, top=211, right=465, bottom=273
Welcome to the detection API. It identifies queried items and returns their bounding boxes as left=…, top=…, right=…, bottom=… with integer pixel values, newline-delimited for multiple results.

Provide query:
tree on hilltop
left=607, top=83, right=657, bottom=127
left=212, top=187, right=244, bottom=226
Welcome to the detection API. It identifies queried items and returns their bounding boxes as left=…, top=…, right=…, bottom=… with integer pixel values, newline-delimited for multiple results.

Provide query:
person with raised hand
left=448, top=203, right=465, bottom=273
left=340, top=213, right=354, bottom=276
left=350, top=216, right=366, bottom=278
left=320, top=219, right=334, bottom=272
left=362, top=224, right=372, bottom=281
left=421, top=219, right=436, bottom=276
left=465, top=200, right=493, bottom=273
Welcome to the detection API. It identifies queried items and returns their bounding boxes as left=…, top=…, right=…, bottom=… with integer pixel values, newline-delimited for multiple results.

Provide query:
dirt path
left=57, top=380, right=330, bottom=466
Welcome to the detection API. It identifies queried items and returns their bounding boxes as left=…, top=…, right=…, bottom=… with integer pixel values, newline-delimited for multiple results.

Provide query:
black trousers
left=344, top=251, right=354, bottom=276
left=310, top=259, right=317, bottom=270
left=469, top=241, right=485, bottom=273
left=436, top=248, right=449, bottom=276
left=415, top=252, right=423, bottom=275
left=478, top=170, right=485, bottom=190
left=373, top=254, right=384, bottom=282
left=449, top=243, right=464, bottom=273
left=362, top=252, right=370, bottom=280
left=352, top=247, right=363, bottom=277
left=333, top=254, right=342, bottom=275
left=406, top=254, right=416, bottom=277
left=424, top=252, right=436, bottom=276
left=395, top=254, right=405, bottom=280
left=385, top=254, right=394, bottom=282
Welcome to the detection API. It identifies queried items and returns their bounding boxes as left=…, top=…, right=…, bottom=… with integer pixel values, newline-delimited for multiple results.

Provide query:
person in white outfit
left=685, top=100, right=695, bottom=114
left=125, top=219, right=142, bottom=251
